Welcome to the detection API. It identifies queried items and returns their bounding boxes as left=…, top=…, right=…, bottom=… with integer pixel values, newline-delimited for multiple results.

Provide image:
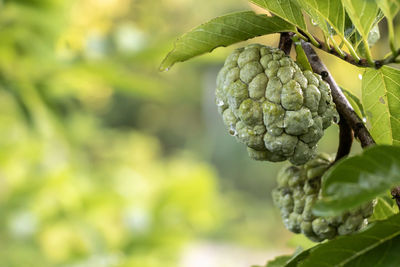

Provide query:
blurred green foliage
left=0, top=0, right=226, bottom=266
left=0, top=0, right=374, bottom=266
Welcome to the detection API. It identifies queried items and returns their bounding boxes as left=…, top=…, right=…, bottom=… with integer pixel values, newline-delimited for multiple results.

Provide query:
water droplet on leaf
left=311, top=19, right=318, bottom=26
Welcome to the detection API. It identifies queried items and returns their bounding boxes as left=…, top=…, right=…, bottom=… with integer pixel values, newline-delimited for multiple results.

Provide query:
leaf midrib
left=335, top=228, right=400, bottom=266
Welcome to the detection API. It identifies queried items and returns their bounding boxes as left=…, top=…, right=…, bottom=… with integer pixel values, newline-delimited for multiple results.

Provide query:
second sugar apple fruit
left=272, top=153, right=374, bottom=242
left=216, top=44, right=338, bottom=165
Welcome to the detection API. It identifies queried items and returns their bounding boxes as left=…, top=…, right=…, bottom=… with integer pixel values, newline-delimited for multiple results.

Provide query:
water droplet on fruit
left=358, top=74, right=362, bottom=80
left=228, top=126, right=237, bottom=136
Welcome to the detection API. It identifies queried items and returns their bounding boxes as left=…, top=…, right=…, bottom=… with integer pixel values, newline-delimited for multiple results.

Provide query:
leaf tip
left=159, top=57, right=173, bottom=72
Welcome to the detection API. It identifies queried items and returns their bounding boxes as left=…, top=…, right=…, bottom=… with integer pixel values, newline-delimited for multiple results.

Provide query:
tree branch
left=301, top=40, right=375, bottom=148
left=298, top=30, right=400, bottom=69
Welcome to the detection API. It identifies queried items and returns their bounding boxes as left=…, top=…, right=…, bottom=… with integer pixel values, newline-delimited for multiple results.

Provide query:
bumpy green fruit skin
left=272, top=153, right=374, bottom=242
left=216, top=44, right=338, bottom=165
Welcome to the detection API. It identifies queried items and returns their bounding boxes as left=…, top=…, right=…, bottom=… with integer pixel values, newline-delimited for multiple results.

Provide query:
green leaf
left=304, top=8, right=330, bottom=35
left=160, top=11, right=295, bottom=71
left=249, top=0, right=307, bottom=31
left=313, top=145, right=400, bottom=216
left=344, top=12, right=356, bottom=39
left=362, top=66, right=400, bottom=145
left=266, top=247, right=304, bottom=267
left=342, top=0, right=380, bottom=40
left=295, top=0, right=345, bottom=35
left=294, top=41, right=312, bottom=71
left=356, top=12, right=383, bottom=52
left=376, top=0, right=399, bottom=52
left=341, top=87, right=366, bottom=119
left=376, top=0, right=400, bottom=20
left=370, top=197, right=397, bottom=221
left=265, top=255, right=292, bottom=267
left=287, top=213, right=400, bottom=266
left=285, top=250, right=310, bottom=267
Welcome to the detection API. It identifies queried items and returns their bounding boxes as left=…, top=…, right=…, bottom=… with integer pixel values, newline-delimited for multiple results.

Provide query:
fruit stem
left=329, top=36, right=346, bottom=59
left=362, top=39, right=375, bottom=66
left=335, top=113, right=353, bottom=162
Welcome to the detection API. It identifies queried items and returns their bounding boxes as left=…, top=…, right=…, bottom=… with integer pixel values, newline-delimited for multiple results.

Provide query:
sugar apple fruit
left=272, top=153, right=374, bottom=242
left=216, top=44, right=338, bottom=165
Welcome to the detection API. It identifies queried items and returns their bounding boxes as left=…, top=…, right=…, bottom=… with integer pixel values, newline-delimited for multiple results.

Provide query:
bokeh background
left=0, top=0, right=393, bottom=266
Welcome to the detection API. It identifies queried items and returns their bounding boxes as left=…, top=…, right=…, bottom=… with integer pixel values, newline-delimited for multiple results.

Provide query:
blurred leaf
left=342, top=0, right=379, bottom=41
left=287, top=214, right=400, bottom=266
left=4, top=0, right=58, bottom=9
left=341, top=87, right=365, bottom=119
left=160, top=11, right=295, bottom=71
left=376, top=0, right=400, bottom=20
left=249, top=0, right=307, bottom=31
left=75, top=62, right=169, bottom=100
left=0, top=1, right=232, bottom=266
left=376, top=0, right=399, bottom=53
left=295, top=0, right=345, bottom=36
left=313, top=145, right=400, bottom=217
left=362, top=66, right=400, bottom=145
left=0, top=84, right=34, bottom=126
left=370, top=197, right=397, bottom=221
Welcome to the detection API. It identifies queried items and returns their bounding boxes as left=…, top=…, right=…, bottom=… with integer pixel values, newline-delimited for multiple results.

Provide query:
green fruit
left=216, top=44, right=338, bottom=165
left=272, top=153, right=374, bottom=242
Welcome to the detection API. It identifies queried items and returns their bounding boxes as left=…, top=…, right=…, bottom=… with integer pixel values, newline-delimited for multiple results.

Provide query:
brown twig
left=300, top=40, right=375, bottom=148
left=279, top=32, right=294, bottom=55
